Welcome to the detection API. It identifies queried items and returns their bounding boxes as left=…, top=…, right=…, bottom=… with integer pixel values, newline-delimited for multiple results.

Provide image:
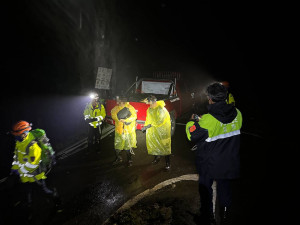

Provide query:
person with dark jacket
left=186, top=82, right=242, bottom=225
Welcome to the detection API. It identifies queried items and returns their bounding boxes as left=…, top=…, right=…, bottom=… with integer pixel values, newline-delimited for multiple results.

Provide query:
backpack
left=25, top=129, right=56, bottom=174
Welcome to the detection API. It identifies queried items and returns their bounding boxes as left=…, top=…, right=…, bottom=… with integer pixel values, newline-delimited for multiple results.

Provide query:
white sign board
left=95, top=67, right=112, bottom=90
left=141, top=81, right=171, bottom=95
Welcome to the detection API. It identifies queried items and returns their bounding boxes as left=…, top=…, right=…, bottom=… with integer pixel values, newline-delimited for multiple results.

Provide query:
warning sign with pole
left=95, top=67, right=112, bottom=90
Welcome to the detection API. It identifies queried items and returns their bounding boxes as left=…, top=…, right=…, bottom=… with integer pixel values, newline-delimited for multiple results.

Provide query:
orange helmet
left=11, top=120, right=32, bottom=136
left=220, top=81, right=230, bottom=88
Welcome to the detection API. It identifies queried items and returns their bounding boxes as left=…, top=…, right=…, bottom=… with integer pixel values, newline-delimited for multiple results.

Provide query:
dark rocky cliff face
left=2, top=0, right=124, bottom=96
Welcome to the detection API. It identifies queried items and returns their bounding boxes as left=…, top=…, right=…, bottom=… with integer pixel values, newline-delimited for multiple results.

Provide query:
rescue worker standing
left=83, top=93, right=106, bottom=152
left=221, top=81, right=235, bottom=106
left=141, top=95, right=172, bottom=171
left=10, top=121, right=62, bottom=213
left=186, top=83, right=242, bottom=225
left=111, top=96, right=137, bottom=167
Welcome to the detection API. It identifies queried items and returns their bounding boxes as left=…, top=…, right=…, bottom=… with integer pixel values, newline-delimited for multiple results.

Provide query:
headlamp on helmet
left=89, top=92, right=99, bottom=100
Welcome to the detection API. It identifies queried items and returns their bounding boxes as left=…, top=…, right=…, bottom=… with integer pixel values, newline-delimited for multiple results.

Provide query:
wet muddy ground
left=0, top=104, right=269, bottom=225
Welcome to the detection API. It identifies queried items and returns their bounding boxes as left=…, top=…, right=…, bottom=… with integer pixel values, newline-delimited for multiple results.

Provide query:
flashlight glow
left=89, top=92, right=99, bottom=100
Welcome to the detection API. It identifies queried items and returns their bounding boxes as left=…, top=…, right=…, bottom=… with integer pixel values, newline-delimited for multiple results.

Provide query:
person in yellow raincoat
left=111, top=96, right=137, bottom=167
left=10, top=121, right=62, bottom=211
left=141, top=95, right=172, bottom=170
left=83, top=92, right=106, bottom=152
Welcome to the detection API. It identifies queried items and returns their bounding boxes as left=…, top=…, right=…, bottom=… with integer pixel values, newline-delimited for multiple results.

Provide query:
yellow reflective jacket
left=11, top=132, right=47, bottom=183
left=111, top=103, right=137, bottom=150
left=144, top=100, right=171, bottom=155
left=83, top=102, right=106, bottom=128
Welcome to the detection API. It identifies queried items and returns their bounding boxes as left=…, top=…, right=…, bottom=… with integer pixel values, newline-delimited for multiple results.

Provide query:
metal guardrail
left=56, top=125, right=115, bottom=159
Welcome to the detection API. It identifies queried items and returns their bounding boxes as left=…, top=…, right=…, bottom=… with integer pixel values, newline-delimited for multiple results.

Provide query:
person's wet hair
left=147, top=95, right=157, bottom=103
left=206, top=83, right=227, bottom=102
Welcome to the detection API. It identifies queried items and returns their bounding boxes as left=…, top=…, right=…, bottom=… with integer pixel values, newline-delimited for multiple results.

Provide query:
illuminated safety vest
left=186, top=109, right=242, bottom=142
left=83, top=102, right=106, bottom=128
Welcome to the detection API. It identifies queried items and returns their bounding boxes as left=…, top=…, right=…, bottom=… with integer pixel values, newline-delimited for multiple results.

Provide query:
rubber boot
left=39, top=180, right=63, bottom=212
left=165, top=155, right=171, bottom=170
left=113, top=150, right=123, bottom=165
left=126, top=150, right=133, bottom=167
left=151, top=155, right=161, bottom=164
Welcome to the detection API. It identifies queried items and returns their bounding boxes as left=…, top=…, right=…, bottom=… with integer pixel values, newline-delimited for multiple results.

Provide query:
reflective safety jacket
left=111, top=103, right=137, bottom=150
left=11, top=131, right=47, bottom=183
left=83, top=102, right=106, bottom=128
left=186, top=101, right=242, bottom=179
left=226, top=92, right=235, bottom=106
left=144, top=100, right=171, bottom=156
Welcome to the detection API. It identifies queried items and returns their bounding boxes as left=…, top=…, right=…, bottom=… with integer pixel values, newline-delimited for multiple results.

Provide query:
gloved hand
left=141, top=124, right=152, bottom=133
left=191, top=114, right=201, bottom=122
left=10, top=169, right=19, bottom=176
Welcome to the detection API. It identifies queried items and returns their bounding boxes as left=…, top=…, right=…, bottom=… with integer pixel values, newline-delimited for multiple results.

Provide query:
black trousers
left=198, top=175, right=232, bottom=215
left=87, top=125, right=102, bottom=146
left=22, top=179, right=58, bottom=205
